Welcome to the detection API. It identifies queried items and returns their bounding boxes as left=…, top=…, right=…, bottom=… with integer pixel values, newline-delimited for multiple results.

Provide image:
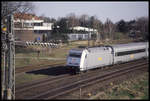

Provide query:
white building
left=68, top=26, right=98, bottom=41
left=14, top=13, right=53, bottom=33
left=69, top=26, right=98, bottom=33
left=67, top=33, right=92, bottom=41
left=13, top=13, right=53, bottom=41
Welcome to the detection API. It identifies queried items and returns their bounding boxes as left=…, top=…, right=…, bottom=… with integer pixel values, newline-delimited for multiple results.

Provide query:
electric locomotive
left=66, top=42, right=149, bottom=73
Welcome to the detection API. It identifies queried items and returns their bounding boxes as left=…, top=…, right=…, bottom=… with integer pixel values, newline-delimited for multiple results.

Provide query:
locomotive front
left=66, top=49, right=84, bottom=72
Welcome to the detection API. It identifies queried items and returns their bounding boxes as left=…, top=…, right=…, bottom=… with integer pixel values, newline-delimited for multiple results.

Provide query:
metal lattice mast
left=8, top=15, right=15, bottom=99
left=1, top=15, right=15, bottom=100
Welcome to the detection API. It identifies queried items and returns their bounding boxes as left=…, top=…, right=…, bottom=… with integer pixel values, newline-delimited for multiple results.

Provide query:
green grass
left=13, top=41, right=88, bottom=85
left=15, top=40, right=81, bottom=67
left=14, top=39, right=136, bottom=86
left=15, top=73, right=48, bottom=85
left=118, top=89, right=135, bottom=99
left=141, top=89, right=149, bottom=99
left=91, top=72, right=149, bottom=100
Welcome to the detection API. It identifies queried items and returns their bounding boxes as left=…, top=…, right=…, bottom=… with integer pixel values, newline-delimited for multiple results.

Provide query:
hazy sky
left=33, top=2, right=148, bottom=23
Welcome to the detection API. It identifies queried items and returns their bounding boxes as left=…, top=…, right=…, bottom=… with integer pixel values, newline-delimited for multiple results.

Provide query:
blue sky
left=32, top=2, right=148, bottom=23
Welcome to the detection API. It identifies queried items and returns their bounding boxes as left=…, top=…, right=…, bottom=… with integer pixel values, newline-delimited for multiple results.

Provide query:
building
left=13, top=13, right=53, bottom=42
left=69, top=26, right=98, bottom=33
left=68, top=26, right=98, bottom=41
left=67, top=33, right=91, bottom=41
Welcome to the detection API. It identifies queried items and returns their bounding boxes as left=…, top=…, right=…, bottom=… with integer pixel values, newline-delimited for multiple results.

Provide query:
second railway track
left=15, top=61, right=65, bottom=74
left=15, top=59, right=148, bottom=99
left=31, top=62, right=148, bottom=99
left=16, top=59, right=145, bottom=91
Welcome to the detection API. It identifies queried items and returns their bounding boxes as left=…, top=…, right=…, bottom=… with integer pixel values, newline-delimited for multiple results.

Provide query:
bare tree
left=79, top=14, right=89, bottom=27
left=135, top=17, right=148, bottom=39
left=66, top=13, right=79, bottom=28
left=39, top=14, right=51, bottom=23
left=90, top=15, right=103, bottom=42
left=1, top=1, right=35, bottom=41
left=104, top=18, right=116, bottom=40
left=1, top=1, right=35, bottom=21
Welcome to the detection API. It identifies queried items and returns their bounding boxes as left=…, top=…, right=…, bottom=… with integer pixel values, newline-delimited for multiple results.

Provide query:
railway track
left=15, top=59, right=148, bottom=99
left=15, top=61, right=65, bottom=74
left=16, top=73, right=69, bottom=93
left=31, top=62, right=148, bottom=99
left=16, top=59, right=145, bottom=91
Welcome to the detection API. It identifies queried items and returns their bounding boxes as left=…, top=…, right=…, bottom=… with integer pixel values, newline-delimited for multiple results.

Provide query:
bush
left=114, top=32, right=128, bottom=40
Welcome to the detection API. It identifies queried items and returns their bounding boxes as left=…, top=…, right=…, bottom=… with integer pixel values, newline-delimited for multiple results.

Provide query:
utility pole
left=1, top=15, right=15, bottom=100
left=88, top=27, right=90, bottom=47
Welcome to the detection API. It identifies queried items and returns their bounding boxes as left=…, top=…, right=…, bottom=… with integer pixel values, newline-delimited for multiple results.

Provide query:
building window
left=34, top=22, right=43, bottom=26
left=14, top=22, right=22, bottom=28
left=23, top=23, right=33, bottom=27
left=71, top=35, right=77, bottom=39
left=85, top=35, right=88, bottom=39
left=78, top=34, right=83, bottom=40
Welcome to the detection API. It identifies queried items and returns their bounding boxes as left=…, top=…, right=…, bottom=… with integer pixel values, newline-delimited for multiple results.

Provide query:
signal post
left=1, top=15, right=15, bottom=100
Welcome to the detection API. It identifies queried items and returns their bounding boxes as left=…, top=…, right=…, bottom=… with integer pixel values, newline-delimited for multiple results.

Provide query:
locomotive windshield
left=69, top=53, right=82, bottom=58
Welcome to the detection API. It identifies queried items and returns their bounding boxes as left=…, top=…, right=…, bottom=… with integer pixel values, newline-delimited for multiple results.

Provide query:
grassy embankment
left=2, top=38, right=136, bottom=85
left=15, top=40, right=89, bottom=85
left=90, top=72, right=149, bottom=100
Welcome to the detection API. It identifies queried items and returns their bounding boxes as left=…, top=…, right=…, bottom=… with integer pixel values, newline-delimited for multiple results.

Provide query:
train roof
left=69, top=42, right=149, bottom=53
left=111, top=42, right=148, bottom=52
left=70, top=48, right=85, bottom=51
left=69, top=48, right=85, bottom=54
left=70, top=46, right=112, bottom=53
left=87, top=47, right=110, bottom=52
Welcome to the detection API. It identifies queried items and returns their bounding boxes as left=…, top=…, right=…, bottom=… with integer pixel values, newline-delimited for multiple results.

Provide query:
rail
left=29, top=61, right=148, bottom=99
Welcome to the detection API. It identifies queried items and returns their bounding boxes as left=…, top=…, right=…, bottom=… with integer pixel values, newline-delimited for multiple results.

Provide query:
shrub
left=114, top=32, right=128, bottom=40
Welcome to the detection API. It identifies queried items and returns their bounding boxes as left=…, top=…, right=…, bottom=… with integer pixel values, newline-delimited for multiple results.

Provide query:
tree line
left=41, top=13, right=148, bottom=42
left=1, top=2, right=148, bottom=42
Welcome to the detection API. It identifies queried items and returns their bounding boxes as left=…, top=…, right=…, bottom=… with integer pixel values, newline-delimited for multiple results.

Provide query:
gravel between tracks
left=60, top=65, right=148, bottom=99
left=15, top=59, right=148, bottom=100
